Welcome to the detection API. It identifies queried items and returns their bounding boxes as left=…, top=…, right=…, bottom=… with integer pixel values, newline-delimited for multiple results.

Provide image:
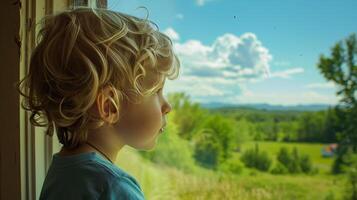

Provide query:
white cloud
left=163, top=28, right=315, bottom=105
left=269, top=67, right=304, bottom=79
left=164, top=75, right=229, bottom=104
left=163, top=27, right=180, bottom=41
left=228, top=85, right=340, bottom=105
left=164, top=31, right=271, bottom=103
left=196, top=0, right=207, bottom=6
left=272, top=60, right=291, bottom=67
left=300, top=91, right=340, bottom=105
left=173, top=32, right=273, bottom=82
left=305, top=81, right=337, bottom=89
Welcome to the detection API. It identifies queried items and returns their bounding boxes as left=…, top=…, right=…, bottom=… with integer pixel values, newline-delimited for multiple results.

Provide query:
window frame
left=0, top=0, right=107, bottom=199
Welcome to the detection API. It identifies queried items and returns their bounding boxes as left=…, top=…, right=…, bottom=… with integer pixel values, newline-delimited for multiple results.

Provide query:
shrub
left=218, top=158, right=244, bottom=174
left=271, top=162, right=289, bottom=174
left=240, top=143, right=272, bottom=172
left=324, top=191, right=335, bottom=200
left=193, top=132, right=223, bottom=170
left=342, top=150, right=357, bottom=200
left=345, top=167, right=357, bottom=200
left=275, top=146, right=314, bottom=174
left=192, top=115, right=237, bottom=161
left=140, top=111, right=197, bottom=173
left=277, top=147, right=292, bottom=168
left=289, top=147, right=302, bottom=174
left=300, top=154, right=313, bottom=174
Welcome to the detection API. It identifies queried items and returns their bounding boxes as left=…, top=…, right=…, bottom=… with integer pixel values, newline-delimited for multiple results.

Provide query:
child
left=16, top=6, right=180, bottom=200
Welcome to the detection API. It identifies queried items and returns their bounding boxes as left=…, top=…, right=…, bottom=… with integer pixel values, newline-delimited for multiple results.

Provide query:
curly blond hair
left=16, top=7, right=180, bottom=149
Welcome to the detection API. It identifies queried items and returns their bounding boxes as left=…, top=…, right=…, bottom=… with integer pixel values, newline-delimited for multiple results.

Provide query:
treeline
left=140, top=92, right=340, bottom=173
left=140, top=92, right=243, bottom=173
left=316, top=33, right=357, bottom=199
left=140, top=32, right=356, bottom=199
left=240, top=143, right=318, bottom=175
left=212, top=106, right=344, bottom=143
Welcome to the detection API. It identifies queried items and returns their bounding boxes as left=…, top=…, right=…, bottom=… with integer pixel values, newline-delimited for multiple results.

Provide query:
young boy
left=16, top=6, right=180, bottom=199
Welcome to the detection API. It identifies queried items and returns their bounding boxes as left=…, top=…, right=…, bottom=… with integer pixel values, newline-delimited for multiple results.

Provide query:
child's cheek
left=117, top=99, right=162, bottom=149
left=135, top=102, right=162, bottom=141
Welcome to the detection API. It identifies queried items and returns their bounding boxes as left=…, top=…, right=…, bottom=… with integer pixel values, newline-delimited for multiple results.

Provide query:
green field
left=238, top=141, right=334, bottom=174
left=115, top=142, right=347, bottom=200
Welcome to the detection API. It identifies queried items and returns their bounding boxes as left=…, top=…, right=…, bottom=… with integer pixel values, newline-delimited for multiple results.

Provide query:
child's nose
left=162, top=101, right=172, bottom=115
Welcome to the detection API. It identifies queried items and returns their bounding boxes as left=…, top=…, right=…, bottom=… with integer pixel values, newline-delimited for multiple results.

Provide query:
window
left=0, top=1, right=108, bottom=199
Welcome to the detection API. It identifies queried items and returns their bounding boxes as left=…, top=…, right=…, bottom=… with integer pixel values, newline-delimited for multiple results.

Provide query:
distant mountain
left=199, top=102, right=334, bottom=111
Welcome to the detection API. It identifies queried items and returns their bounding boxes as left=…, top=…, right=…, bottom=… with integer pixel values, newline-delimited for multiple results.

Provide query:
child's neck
left=59, top=141, right=122, bottom=163
left=58, top=141, right=123, bottom=164
left=58, top=143, right=96, bottom=156
left=58, top=128, right=125, bottom=163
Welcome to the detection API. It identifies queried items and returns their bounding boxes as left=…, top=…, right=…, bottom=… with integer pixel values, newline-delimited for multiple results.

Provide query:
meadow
left=237, top=141, right=334, bottom=174
left=110, top=93, right=354, bottom=200
left=115, top=142, right=346, bottom=200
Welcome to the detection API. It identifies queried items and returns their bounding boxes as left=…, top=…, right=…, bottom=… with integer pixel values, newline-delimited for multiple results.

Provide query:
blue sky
left=108, top=0, right=357, bottom=105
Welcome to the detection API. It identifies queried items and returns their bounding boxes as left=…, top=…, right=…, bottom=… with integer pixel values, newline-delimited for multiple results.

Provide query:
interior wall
left=0, top=0, right=21, bottom=199
left=0, top=1, right=69, bottom=199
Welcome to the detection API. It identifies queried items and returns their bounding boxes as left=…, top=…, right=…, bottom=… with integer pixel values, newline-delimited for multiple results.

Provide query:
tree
left=192, top=114, right=237, bottom=161
left=317, top=33, right=357, bottom=173
left=300, top=154, right=313, bottom=174
left=277, top=147, right=292, bottom=168
left=235, top=118, right=252, bottom=147
left=240, top=143, right=272, bottom=172
left=297, top=112, right=326, bottom=142
left=341, top=148, right=357, bottom=200
left=139, top=110, right=197, bottom=173
left=290, top=147, right=302, bottom=173
left=323, top=107, right=343, bottom=143
left=193, top=129, right=223, bottom=169
left=168, top=92, right=208, bottom=140
left=275, top=147, right=314, bottom=174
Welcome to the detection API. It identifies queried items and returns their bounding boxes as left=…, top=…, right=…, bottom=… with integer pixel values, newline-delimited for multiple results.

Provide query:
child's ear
left=96, top=85, right=120, bottom=124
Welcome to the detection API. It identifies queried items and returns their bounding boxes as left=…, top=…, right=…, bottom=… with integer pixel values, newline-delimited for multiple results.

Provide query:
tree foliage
left=317, top=33, right=357, bottom=173
left=273, top=146, right=316, bottom=175
left=240, top=143, right=272, bottom=172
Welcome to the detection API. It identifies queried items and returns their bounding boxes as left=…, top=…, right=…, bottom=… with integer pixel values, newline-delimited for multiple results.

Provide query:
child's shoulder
left=87, top=153, right=145, bottom=199
left=89, top=152, right=141, bottom=186
left=99, top=172, right=145, bottom=200
left=41, top=152, right=145, bottom=199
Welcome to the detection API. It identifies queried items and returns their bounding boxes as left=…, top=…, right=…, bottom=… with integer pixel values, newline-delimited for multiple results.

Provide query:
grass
left=238, top=141, right=335, bottom=174
left=115, top=143, right=347, bottom=200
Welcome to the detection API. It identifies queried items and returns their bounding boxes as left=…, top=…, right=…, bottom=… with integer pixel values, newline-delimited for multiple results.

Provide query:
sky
left=108, top=0, right=357, bottom=105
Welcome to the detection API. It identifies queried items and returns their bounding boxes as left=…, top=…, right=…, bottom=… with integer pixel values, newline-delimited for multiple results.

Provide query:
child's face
left=114, top=78, right=172, bottom=150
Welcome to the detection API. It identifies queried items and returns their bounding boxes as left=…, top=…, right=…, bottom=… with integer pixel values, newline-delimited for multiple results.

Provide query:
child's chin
left=142, top=140, right=159, bottom=151
left=131, top=136, right=160, bottom=151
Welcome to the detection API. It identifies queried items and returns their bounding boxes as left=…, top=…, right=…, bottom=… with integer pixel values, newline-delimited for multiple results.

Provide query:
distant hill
left=200, top=102, right=334, bottom=111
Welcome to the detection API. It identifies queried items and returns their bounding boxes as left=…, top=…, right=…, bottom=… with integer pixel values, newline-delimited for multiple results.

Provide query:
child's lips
left=159, top=124, right=166, bottom=133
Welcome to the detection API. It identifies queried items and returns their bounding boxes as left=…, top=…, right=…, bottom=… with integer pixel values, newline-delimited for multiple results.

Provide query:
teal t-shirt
left=39, top=151, right=146, bottom=200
